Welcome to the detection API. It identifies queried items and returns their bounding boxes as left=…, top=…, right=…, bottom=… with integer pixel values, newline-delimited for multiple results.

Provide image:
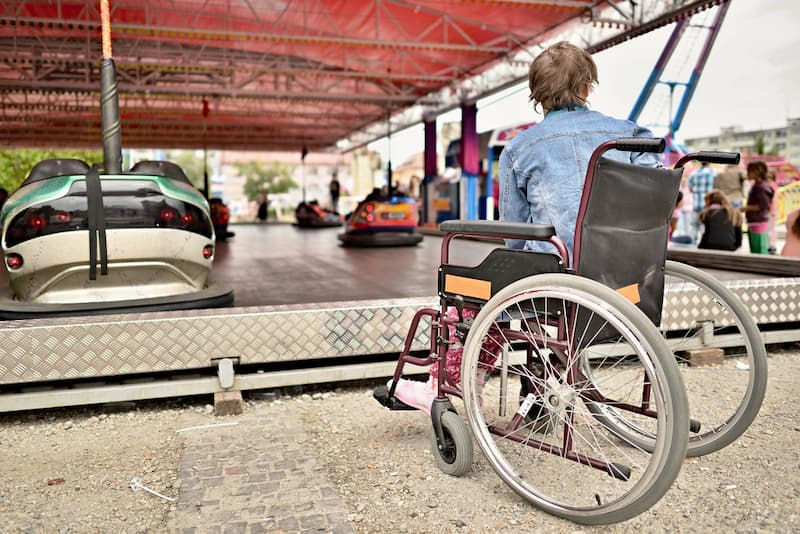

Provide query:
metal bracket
left=215, top=357, right=237, bottom=389
left=431, top=397, right=456, bottom=452
left=698, top=320, right=715, bottom=346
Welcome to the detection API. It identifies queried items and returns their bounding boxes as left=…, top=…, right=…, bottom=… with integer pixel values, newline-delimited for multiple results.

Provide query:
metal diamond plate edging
left=2, top=277, right=799, bottom=384
left=0, top=298, right=436, bottom=384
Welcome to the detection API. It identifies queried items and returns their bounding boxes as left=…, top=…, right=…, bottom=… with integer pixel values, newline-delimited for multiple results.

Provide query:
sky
left=373, top=0, right=800, bottom=166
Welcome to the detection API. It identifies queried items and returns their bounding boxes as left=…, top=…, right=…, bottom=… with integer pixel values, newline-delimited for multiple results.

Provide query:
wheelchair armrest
left=439, top=220, right=555, bottom=241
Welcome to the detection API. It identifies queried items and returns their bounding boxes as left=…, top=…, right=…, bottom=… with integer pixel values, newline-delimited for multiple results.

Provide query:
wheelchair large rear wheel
left=663, top=261, right=767, bottom=456
left=460, top=274, right=688, bottom=525
left=586, top=261, right=767, bottom=457
left=600, top=261, right=767, bottom=456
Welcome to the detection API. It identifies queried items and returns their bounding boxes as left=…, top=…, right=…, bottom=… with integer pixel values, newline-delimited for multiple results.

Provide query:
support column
left=486, top=146, right=496, bottom=221
left=422, top=113, right=438, bottom=226
left=460, top=101, right=479, bottom=220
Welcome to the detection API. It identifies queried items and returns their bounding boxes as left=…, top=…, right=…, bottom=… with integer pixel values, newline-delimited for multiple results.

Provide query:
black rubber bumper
left=292, top=220, right=343, bottom=229
left=0, top=285, right=235, bottom=320
left=337, top=232, right=423, bottom=247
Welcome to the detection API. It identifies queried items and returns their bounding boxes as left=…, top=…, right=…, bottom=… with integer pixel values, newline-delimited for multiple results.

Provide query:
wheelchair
left=374, top=138, right=765, bottom=524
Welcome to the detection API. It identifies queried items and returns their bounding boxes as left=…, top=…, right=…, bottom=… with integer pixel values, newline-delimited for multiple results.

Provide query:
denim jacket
left=499, top=108, right=661, bottom=259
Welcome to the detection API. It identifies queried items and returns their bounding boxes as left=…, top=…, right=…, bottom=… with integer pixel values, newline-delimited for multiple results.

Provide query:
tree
left=165, top=150, right=207, bottom=191
left=235, top=161, right=298, bottom=201
left=0, top=149, right=103, bottom=193
left=753, top=134, right=765, bottom=155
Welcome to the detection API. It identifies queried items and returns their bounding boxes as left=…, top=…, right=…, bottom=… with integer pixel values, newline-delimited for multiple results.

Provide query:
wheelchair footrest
left=373, top=385, right=417, bottom=411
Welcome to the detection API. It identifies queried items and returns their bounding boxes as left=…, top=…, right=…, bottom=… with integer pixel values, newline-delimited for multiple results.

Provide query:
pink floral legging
left=430, top=307, right=503, bottom=387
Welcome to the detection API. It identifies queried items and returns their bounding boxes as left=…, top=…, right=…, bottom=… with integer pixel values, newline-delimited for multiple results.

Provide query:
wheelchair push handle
left=613, top=137, right=665, bottom=153
left=674, top=150, right=740, bottom=169
left=685, top=151, right=740, bottom=165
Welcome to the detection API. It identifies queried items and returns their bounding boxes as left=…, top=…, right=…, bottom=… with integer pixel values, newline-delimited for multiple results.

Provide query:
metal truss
left=344, top=0, right=730, bottom=151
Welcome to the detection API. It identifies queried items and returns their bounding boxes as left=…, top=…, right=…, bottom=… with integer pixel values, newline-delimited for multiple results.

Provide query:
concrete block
left=684, top=347, right=724, bottom=367
left=214, top=390, right=244, bottom=416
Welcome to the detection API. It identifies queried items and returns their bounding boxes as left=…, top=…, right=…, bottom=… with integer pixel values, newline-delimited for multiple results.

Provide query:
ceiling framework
left=0, top=0, right=727, bottom=153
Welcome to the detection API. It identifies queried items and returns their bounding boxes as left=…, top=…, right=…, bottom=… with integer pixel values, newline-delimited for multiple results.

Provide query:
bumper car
left=294, top=200, right=343, bottom=228
left=0, top=159, right=233, bottom=319
left=209, top=197, right=235, bottom=241
left=338, top=195, right=423, bottom=247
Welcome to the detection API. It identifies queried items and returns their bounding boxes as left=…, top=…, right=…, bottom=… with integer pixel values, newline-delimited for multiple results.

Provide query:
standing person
left=256, top=190, right=268, bottom=222
left=329, top=172, right=341, bottom=213
left=742, top=160, right=773, bottom=254
left=671, top=175, right=695, bottom=243
left=386, top=41, right=661, bottom=413
left=781, top=208, right=800, bottom=257
left=688, top=162, right=716, bottom=244
left=714, top=164, right=746, bottom=208
left=697, top=190, right=742, bottom=251
left=409, top=174, right=422, bottom=199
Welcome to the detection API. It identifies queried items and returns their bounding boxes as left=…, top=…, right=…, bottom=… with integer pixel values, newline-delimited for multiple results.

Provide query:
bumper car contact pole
left=301, top=145, right=308, bottom=203
left=386, top=110, right=393, bottom=192
left=99, top=0, right=122, bottom=174
left=203, top=99, right=210, bottom=199
left=89, top=0, right=117, bottom=279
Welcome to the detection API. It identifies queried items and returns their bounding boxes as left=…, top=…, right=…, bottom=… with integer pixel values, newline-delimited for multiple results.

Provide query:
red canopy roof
left=0, top=0, right=725, bottom=153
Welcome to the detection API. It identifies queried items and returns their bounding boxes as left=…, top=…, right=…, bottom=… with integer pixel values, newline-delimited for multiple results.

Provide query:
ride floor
left=209, top=223, right=778, bottom=308
left=0, top=222, right=783, bottom=311
left=209, top=223, right=498, bottom=307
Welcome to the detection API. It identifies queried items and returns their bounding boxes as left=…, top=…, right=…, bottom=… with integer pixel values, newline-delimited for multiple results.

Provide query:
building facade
left=684, top=118, right=800, bottom=168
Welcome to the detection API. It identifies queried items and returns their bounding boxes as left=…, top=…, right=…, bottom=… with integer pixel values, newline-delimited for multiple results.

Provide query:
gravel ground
left=0, top=348, right=798, bottom=533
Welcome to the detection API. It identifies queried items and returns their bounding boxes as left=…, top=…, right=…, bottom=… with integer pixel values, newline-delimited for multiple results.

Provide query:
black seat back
left=23, top=158, right=90, bottom=186
left=129, top=160, right=192, bottom=185
left=574, top=157, right=683, bottom=326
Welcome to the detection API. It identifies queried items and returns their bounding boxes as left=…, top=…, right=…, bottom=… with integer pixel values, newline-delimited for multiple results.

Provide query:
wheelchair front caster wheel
left=430, top=411, right=472, bottom=476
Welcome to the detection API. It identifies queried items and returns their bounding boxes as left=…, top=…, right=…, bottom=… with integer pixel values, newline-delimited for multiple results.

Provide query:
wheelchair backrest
left=573, top=157, right=683, bottom=326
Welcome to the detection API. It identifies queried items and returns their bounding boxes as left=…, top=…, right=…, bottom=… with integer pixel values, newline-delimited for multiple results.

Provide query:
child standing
left=742, top=161, right=774, bottom=254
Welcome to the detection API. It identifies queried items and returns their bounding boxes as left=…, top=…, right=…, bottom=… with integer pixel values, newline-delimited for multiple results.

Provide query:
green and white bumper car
left=0, top=158, right=233, bottom=319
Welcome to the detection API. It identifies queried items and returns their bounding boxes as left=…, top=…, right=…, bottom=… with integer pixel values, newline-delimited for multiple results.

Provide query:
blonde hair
left=528, top=41, right=598, bottom=113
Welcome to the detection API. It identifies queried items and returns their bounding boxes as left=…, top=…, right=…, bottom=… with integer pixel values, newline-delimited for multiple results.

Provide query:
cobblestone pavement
left=169, top=402, right=354, bottom=534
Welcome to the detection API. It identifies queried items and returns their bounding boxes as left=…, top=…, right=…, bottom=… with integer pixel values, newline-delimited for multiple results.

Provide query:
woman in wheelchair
left=501, top=41, right=662, bottom=258
left=376, top=40, right=762, bottom=525
left=390, top=41, right=663, bottom=413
